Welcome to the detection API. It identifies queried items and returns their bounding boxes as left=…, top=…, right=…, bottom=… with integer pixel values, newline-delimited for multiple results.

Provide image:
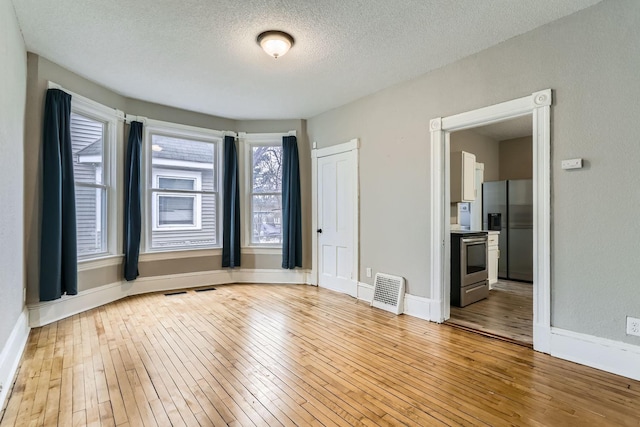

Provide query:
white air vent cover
left=371, top=273, right=405, bottom=315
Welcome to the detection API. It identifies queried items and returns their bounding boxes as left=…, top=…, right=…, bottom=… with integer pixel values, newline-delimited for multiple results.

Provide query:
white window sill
left=138, top=246, right=281, bottom=261
left=78, top=255, right=123, bottom=271
left=140, top=248, right=222, bottom=262
left=241, top=247, right=282, bottom=255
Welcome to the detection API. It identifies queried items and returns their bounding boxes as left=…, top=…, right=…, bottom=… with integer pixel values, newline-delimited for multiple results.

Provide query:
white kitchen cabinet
left=450, top=151, right=476, bottom=202
left=488, top=231, right=500, bottom=288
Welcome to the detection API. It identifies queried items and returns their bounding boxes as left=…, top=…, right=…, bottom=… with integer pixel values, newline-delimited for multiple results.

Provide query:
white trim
left=28, top=269, right=313, bottom=328
left=125, top=114, right=147, bottom=124
left=240, top=132, right=288, bottom=248
left=241, top=247, right=281, bottom=255
left=238, top=130, right=295, bottom=143
left=550, top=328, right=640, bottom=381
left=152, top=157, right=214, bottom=170
left=143, top=123, right=224, bottom=252
left=311, top=138, right=360, bottom=294
left=310, top=149, right=318, bottom=286
left=144, top=118, right=229, bottom=139
left=429, top=89, right=552, bottom=353
left=356, top=283, right=433, bottom=322
left=139, top=246, right=281, bottom=259
left=0, top=310, right=30, bottom=412
left=48, top=81, right=124, bottom=120
left=312, top=138, right=360, bottom=159
left=78, top=255, right=123, bottom=271
left=139, top=248, right=222, bottom=261
left=70, top=91, right=120, bottom=261
left=151, top=168, right=203, bottom=231
left=403, top=294, right=433, bottom=321
left=357, top=282, right=374, bottom=302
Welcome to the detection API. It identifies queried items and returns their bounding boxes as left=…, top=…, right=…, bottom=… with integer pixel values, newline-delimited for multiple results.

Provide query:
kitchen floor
left=447, top=280, right=533, bottom=346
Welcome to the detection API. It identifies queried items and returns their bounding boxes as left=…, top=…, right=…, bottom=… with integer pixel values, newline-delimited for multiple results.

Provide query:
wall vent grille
left=371, top=273, right=405, bottom=315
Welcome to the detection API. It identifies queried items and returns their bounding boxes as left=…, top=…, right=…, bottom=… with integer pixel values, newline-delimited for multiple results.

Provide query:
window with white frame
left=152, top=169, right=202, bottom=230
left=247, top=137, right=283, bottom=246
left=70, top=102, right=117, bottom=260
left=147, top=129, right=221, bottom=251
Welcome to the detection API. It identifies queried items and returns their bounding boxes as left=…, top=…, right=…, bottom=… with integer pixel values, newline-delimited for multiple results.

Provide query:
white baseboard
left=28, top=269, right=311, bottom=328
left=533, top=324, right=551, bottom=354
left=357, top=282, right=374, bottom=302
left=550, top=327, right=640, bottom=381
left=356, top=282, right=432, bottom=321
left=0, top=309, right=30, bottom=412
left=403, top=293, right=432, bottom=321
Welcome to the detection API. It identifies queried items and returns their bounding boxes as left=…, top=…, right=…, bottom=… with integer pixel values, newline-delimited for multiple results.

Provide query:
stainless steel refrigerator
left=482, top=179, right=533, bottom=282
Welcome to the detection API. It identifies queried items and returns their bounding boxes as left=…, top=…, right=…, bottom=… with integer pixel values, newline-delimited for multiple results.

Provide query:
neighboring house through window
left=152, top=168, right=202, bottom=230
left=70, top=96, right=118, bottom=260
left=145, top=123, right=223, bottom=251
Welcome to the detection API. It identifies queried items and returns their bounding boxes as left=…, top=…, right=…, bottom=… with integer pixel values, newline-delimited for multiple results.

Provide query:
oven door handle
left=461, top=237, right=487, bottom=244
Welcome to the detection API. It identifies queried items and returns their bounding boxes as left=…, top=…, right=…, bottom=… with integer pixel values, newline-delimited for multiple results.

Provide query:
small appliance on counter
left=450, top=231, right=489, bottom=307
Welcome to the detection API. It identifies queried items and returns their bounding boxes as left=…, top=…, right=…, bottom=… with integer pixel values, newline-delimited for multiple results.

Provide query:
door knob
left=317, top=229, right=323, bottom=233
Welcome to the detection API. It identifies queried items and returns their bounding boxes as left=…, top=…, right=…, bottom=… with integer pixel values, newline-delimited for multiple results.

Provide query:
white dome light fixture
left=257, top=30, right=294, bottom=59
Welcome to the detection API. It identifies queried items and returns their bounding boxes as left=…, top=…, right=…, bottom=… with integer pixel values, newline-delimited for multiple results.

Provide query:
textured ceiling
left=12, top=0, right=601, bottom=120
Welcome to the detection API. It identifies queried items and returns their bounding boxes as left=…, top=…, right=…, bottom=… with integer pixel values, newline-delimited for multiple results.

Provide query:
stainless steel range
left=451, top=231, right=489, bottom=307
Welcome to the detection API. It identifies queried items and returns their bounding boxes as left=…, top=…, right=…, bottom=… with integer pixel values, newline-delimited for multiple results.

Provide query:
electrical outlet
left=626, top=316, right=640, bottom=337
left=366, top=268, right=372, bottom=278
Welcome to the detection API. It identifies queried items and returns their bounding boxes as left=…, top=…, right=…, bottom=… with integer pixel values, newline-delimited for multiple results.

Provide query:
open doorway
left=447, top=116, right=534, bottom=346
left=429, top=89, right=552, bottom=354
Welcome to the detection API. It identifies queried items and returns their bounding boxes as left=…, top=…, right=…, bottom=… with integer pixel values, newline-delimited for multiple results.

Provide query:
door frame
left=429, top=89, right=552, bottom=353
left=311, top=139, right=360, bottom=297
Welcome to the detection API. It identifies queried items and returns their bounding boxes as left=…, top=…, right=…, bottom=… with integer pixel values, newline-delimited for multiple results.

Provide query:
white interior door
left=317, top=150, right=356, bottom=296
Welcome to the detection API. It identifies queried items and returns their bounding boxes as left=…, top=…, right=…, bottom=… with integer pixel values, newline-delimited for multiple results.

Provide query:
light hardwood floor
left=2, top=284, right=639, bottom=426
left=448, top=280, right=533, bottom=346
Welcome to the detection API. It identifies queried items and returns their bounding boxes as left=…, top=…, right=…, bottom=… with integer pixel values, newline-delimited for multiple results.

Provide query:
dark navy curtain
left=39, top=89, right=78, bottom=301
left=281, top=135, right=302, bottom=269
left=124, top=121, right=143, bottom=281
left=222, top=135, right=241, bottom=267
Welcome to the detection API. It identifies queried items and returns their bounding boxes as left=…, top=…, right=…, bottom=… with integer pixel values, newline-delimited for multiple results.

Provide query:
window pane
left=76, top=186, right=107, bottom=256
left=71, top=112, right=104, bottom=185
left=252, top=145, right=282, bottom=193
left=151, top=134, right=215, bottom=192
left=158, top=177, right=195, bottom=191
left=151, top=192, right=216, bottom=249
left=158, top=196, right=195, bottom=225
left=252, top=195, right=282, bottom=244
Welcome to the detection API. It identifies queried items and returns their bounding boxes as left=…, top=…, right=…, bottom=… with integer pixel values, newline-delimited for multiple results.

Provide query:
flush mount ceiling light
left=257, top=30, right=294, bottom=59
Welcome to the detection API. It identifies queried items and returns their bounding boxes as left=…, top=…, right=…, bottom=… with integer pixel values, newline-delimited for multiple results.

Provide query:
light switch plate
left=366, top=268, right=372, bottom=278
left=561, top=158, right=583, bottom=170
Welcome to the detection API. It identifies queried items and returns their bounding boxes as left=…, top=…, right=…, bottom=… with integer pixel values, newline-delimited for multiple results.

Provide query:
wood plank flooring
left=448, top=280, right=533, bottom=346
left=2, top=284, right=640, bottom=426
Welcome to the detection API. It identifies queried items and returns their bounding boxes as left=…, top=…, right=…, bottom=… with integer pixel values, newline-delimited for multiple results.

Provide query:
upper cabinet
left=451, top=151, right=476, bottom=202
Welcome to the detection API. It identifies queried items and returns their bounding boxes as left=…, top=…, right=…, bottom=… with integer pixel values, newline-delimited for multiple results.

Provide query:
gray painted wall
left=307, top=0, right=640, bottom=344
left=0, top=0, right=26, bottom=351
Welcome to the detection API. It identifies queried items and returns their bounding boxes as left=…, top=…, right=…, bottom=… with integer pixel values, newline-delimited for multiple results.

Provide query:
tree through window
left=251, top=144, right=283, bottom=245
